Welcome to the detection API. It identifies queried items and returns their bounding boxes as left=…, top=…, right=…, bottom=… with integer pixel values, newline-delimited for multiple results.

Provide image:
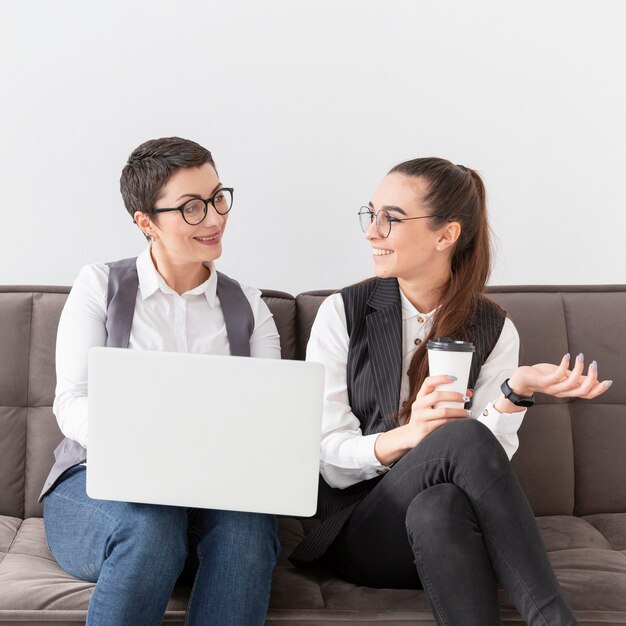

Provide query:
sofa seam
left=4, top=518, right=25, bottom=557
left=579, top=518, right=623, bottom=552
left=21, top=294, right=35, bottom=520
left=559, top=292, right=577, bottom=518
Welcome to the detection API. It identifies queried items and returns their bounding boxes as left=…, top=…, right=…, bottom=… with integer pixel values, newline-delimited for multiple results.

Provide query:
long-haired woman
left=291, top=158, right=610, bottom=625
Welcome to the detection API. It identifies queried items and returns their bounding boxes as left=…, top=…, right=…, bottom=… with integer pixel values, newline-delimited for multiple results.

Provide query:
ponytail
left=388, top=158, right=492, bottom=425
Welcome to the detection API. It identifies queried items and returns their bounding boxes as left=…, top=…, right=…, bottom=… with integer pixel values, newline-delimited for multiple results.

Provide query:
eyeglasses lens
left=212, top=189, right=233, bottom=215
left=182, top=199, right=207, bottom=225
left=375, top=210, right=390, bottom=238
left=358, top=209, right=373, bottom=233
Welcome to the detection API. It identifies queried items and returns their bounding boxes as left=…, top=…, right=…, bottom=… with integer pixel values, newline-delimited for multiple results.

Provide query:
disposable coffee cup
left=426, top=338, right=475, bottom=409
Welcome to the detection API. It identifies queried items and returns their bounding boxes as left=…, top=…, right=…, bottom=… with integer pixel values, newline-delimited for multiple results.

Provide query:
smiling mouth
left=194, top=234, right=220, bottom=243
left=373, top=248, right=394, bottom=256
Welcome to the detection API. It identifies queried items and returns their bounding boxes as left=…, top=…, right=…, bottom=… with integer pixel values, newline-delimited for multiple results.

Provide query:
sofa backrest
left=1, top=285, right=624, bottom=520
left=0, top=287, right=297, bottom=519
left=295, top=286, right=626, bottom=518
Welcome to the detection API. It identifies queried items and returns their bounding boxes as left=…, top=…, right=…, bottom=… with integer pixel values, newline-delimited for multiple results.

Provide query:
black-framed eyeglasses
left=152, top=187, right=234, bottom=225
left=358, top=206, right=432, bottom=238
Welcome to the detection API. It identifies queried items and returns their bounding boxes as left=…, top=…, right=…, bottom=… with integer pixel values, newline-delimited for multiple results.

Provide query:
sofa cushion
left=0, top=408, right=27, bottom=519
left=2, top=515, right=624, bottom=624
left=487, top=288, right=625, bottom=516
left=0, top=293, right=31, bottom=408
left=0, top=288, right=70, bottom=520
left=260, top=290, right=297, bottom=361
left=572, top=404, right=626, bottom=515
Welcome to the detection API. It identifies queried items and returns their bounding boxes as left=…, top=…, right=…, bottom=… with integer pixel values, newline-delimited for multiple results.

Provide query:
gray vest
left=39, top=257, right=254, bottom=501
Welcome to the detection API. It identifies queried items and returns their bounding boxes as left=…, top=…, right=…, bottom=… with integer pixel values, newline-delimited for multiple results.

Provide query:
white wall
left=1, top=0, right=625, bottom=294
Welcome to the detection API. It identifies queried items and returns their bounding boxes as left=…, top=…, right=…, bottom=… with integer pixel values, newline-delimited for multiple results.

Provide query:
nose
left=201, top=205, right=225, bottom=229
left=365, top=216, right=379, bottom=241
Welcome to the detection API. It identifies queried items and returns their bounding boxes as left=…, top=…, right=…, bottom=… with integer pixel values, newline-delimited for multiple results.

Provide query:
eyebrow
left=368, top=201, right=408, bottom=216
left=175, top=182, right=222, bottom=203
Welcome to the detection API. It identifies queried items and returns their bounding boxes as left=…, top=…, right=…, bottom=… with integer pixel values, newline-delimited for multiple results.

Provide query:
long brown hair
left=391, top=158, right=492, bottom=425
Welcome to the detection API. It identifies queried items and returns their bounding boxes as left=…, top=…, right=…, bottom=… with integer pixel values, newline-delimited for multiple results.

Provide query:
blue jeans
left=43, top=466, right=280, bottom=626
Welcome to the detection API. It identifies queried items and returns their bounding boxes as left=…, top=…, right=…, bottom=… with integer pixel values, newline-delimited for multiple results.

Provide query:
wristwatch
left=500, top=378, right=535, bottom=408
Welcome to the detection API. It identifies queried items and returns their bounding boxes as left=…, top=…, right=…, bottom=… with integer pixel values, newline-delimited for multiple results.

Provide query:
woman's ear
left=435, top=221, right=461, bottom=251
left=134, top=211, right=155, bottom=239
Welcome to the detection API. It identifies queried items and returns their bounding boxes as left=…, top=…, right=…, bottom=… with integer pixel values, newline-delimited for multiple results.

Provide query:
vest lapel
left=365, top=278, right=403, bottom=421
left=216, top=271, right=254, bottom=357
left=105, top=257, right=139, bottom=348
left=104, top=260, right=254, bottom=357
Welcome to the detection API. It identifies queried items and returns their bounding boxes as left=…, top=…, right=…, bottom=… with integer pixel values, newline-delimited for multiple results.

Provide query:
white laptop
left=86, top=347, right=324, bottom=516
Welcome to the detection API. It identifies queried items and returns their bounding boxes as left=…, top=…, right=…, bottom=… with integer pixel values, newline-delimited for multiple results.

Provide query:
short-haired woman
left=42, top=137, right=281, bottom=626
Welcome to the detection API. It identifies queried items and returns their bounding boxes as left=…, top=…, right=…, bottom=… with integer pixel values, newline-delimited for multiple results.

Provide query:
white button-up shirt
left=53, top=248, right=281, bottom=448
left=307, top=292, right=525, bottom=489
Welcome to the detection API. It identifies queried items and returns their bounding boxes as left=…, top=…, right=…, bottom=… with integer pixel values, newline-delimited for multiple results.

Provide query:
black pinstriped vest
left=39, top=257, right=254, bottom=501
left=290, top=277, right=506, bottom=566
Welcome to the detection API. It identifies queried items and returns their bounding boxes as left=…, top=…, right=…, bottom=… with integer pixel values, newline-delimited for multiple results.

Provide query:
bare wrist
left=374, top=426, right=413, bottom=466
left=494, top=394, right=527, bottom=414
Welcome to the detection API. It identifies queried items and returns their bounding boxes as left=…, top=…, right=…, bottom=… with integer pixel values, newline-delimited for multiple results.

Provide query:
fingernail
left=565, top=353, right=570, bottom=360
left=577, top=353, right=584, bottom=361
left=463, top=395, right=470, bottom=402
left=604, top=380, right=613, bottom=389
left=466, top=410, right=473, bottom=416
left=591, top=360, right=597, bottom=370
left=447, top=375, right=457, bottom=381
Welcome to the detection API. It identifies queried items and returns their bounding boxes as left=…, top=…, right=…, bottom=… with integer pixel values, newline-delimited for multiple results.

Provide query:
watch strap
left=500, top=378, right=535, bottom=407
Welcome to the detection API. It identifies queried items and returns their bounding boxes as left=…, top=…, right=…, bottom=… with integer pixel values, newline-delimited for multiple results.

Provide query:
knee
left=199, top=511, right=280, bottom=567
left=406, top=483, right=467, bottom=528
left=445, top=416, right=492, bottom=443
left=114, top=504, right=188, bottom=572
left=405, top=484, right=468, bottom=545
left=444, top=418, right=509, bottom=468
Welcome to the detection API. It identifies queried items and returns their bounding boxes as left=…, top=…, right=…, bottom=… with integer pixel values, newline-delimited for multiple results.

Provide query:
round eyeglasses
left=152, top=187, right=234, bottom=225
left=358, top=206, right=432, bottom=238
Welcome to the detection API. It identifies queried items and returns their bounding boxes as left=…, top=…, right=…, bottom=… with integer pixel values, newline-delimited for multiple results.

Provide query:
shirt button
left=376, top=469, right=386, bottom=475
left=483, top=409, right=489, bottom=416
left=414, top=337, right=422, bottom=345
left=417, top=316, right=425, bottom=324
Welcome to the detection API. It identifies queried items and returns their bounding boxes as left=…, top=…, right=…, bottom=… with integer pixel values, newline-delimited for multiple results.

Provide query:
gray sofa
left=1, top=284, right=625, bottom=625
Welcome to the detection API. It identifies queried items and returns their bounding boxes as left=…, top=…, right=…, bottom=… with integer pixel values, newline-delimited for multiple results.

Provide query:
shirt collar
left=399, top=289, right=438, bottom=321
left=136, top=246, right=218, bottom=307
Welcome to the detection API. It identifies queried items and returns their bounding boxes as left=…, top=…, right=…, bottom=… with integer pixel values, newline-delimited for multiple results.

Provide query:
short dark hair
left=120, top=137, right=216, bottom=220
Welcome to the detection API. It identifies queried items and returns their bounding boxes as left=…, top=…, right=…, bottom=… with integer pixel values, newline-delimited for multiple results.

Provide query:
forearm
left=373, top=425, right=413, bottom=466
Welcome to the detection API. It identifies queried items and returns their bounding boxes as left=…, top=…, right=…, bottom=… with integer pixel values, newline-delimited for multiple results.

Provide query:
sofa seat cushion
left=0, top=517, right=189, bottom=621
left=1, top=515, right=625, bottom=624
left=272, top=515, right=626, bottom=621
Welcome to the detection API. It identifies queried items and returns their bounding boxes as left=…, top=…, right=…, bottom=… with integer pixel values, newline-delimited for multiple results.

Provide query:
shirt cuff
left=354, top=433, right=390, bottom=476
left=477, top=401, right=525, bottom=434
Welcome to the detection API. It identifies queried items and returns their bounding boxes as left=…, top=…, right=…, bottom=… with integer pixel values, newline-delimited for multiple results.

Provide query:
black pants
left=327, top=419, right=578, bottom=626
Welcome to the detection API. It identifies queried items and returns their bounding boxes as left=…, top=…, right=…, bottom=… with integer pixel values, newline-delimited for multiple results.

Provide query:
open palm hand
left=512, top=353, right=612, bottom=400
